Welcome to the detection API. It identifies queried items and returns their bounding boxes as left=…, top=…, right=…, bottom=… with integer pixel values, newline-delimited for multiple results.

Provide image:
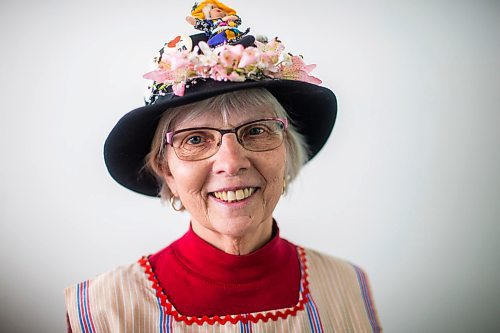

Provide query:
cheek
left=260, top=149, right=287, bottom=194
left=166, top=157, right=209, bottom=197
left=177, top=168, right=207, bottom=196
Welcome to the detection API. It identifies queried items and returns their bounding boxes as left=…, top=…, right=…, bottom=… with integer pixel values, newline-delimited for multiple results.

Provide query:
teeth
left=213, top=188, right=255, bottom=202
left=235, top=189, right=245, bottom=200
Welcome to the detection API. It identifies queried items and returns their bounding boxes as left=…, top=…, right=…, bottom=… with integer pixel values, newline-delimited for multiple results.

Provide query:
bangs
left=167, top=88, right=286, bottom=129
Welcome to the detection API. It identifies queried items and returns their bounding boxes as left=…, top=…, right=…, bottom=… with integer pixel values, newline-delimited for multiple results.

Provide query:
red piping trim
left=138, top=246, right=310, bottom=326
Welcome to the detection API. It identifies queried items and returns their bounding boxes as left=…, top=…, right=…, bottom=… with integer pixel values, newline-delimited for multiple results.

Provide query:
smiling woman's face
left=163, top=103, right=286, bottom=248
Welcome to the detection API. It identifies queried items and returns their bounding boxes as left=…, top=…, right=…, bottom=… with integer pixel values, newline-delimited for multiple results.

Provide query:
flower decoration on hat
left=143, top=37, right=322, bottom=103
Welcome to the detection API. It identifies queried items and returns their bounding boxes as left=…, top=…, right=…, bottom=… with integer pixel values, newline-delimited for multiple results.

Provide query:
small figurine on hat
left=186, top=0, right=253, bottom=47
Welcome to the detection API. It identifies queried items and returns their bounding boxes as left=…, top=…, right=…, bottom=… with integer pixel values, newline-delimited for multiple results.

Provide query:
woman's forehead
left=174, top=103, right=276, bottom=128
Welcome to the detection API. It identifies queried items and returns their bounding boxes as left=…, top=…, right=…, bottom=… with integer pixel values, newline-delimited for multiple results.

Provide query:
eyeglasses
left=165, top=117, right=288, bottom=161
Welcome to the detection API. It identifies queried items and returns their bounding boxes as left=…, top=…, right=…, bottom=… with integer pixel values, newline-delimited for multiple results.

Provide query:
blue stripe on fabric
left=304, top=295, right=324, bottom=333
left=156, top=296, right=164, bottom=333
left=354, top=266, right=379, bottom=332
left=305, top=300, right=316, bottom=332
left=309, top=296, right=324, bottom=333
left=238, top=315, right=251, bottom=333
left=240, top=318, right=247, bottom=333
left=76, top=283, right=86, bottom=332
left=82, top=281, right=93, bottom=333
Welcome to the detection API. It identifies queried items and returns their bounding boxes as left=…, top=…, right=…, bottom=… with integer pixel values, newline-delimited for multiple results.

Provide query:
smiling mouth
left=211, top=187, right=257, bottom=203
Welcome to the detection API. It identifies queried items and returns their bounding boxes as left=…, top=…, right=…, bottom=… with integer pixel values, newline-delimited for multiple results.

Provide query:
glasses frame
left=165, top=117, right=289, bottom=161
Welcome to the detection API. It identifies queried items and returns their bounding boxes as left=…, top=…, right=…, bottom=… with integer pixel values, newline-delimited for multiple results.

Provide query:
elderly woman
left=64, top=12, right=382, bottom=333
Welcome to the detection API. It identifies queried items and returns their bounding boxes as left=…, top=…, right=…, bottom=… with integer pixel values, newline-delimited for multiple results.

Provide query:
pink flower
left=157, top=61, right=172, bottom=71
left=290, top=56, right=317, bottom=74
left=226, top=71, right=246, bottom=82
left=219, top=49, right=238, bottom=67
left=209, top=65, right=229, bottom=81
left=256, top=38, right=285, bottom=66
left=165, top=53, right=190, bottom=70
left=194, top=65, right=211, bottom=77
left=218, top=44, right=244, bottom=67
left=276, top=56, right=322, bottom=85
left=268, top=38, right=285, bottom=52
left=238, top=47, right=260, bottom=68
left=255, top=38, right=284, bottom=56
left=143, top=66, right=193, bottom=86
left=172, top=82, right=186, bottom=96
left=143, top=70, right=172, bottom=82
left=225, top=44, right=244, bottom=56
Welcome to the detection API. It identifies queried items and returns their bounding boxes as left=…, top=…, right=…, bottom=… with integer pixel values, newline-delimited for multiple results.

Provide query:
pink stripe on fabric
left=309, top=294, right=325, bottom=333
left=84, top=281, right=97, bottom=333
left=78, top=282, right=91, bottom=333
left=305, top=294, right=323, bottom=333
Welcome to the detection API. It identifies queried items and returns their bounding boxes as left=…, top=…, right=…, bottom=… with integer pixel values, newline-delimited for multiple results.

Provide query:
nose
left=212, top=133, right=250, bottom=176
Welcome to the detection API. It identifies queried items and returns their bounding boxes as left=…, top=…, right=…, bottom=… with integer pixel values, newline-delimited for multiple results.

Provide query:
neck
left=191, top=219, right=274, bottom=255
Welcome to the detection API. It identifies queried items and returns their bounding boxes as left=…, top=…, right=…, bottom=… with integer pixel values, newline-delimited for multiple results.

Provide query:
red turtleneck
left=149, top=224, right=301, bottom=317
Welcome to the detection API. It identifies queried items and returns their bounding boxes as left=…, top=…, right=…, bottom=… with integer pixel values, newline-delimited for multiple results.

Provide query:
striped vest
left=65, top=248, right=382, bottom=332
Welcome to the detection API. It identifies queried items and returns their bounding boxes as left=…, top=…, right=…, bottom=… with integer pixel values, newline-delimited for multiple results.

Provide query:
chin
left=212, top=216, right=259, bottom=237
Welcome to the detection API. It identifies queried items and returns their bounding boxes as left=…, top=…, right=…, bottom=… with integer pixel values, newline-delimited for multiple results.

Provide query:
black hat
left=104, top=35, right=337, bottom=197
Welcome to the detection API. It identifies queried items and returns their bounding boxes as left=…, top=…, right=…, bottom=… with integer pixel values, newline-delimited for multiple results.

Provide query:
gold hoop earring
left=169, top=196, right=184, bottom=211
left=282, top=177, right=287, bottom=195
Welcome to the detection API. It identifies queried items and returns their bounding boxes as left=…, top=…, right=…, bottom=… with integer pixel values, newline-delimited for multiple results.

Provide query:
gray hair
left=145, top=88, right=309, bottom=205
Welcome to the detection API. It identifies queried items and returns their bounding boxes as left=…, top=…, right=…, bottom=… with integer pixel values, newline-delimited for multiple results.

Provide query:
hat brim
left=104, top=79, right=337, bottom=197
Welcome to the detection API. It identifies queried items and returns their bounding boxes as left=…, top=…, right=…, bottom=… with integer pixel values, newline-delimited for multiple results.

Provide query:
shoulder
left=302, top=247, right=374, bottom=291
left=64, top=260, right=155, bottom=333
left=302, top=247, right=369, bottom=279
left=65, top=260, right=146, bottom=297
left=301, top=247, right=383, bottom=332
left=303, top=247, right=356, bottom=268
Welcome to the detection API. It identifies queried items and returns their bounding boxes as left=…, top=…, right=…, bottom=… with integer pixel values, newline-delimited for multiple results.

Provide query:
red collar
left=148, top=222, right=301, bottom=317
left=168, top=222, right=290, bottom=284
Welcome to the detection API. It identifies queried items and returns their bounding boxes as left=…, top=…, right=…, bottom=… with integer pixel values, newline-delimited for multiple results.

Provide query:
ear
left=161, top=166, right=179, bottom=197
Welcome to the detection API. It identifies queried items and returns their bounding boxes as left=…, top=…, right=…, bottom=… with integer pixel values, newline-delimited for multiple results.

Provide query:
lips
left=211, top=187, right=257, bottom=203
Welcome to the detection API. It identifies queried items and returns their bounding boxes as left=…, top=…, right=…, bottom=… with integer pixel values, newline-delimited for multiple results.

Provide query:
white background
left=1, top=0, right=499, bottom=332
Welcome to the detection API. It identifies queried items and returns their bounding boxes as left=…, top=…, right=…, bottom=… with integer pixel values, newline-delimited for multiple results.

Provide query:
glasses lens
left=238, top=120, right=285, bottom=152
left=172, top=129, right=220, bottom=161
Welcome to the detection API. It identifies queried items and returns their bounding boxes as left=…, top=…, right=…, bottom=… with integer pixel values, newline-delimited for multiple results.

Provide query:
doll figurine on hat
left=186, top=0, right=253, bottom=47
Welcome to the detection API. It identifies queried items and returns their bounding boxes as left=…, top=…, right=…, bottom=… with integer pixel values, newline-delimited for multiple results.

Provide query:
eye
left=186, top=135, right=203, bottom=145
left=178, top=130, right=217, bottom=147
left=247, top=126, right=265, bottom=136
